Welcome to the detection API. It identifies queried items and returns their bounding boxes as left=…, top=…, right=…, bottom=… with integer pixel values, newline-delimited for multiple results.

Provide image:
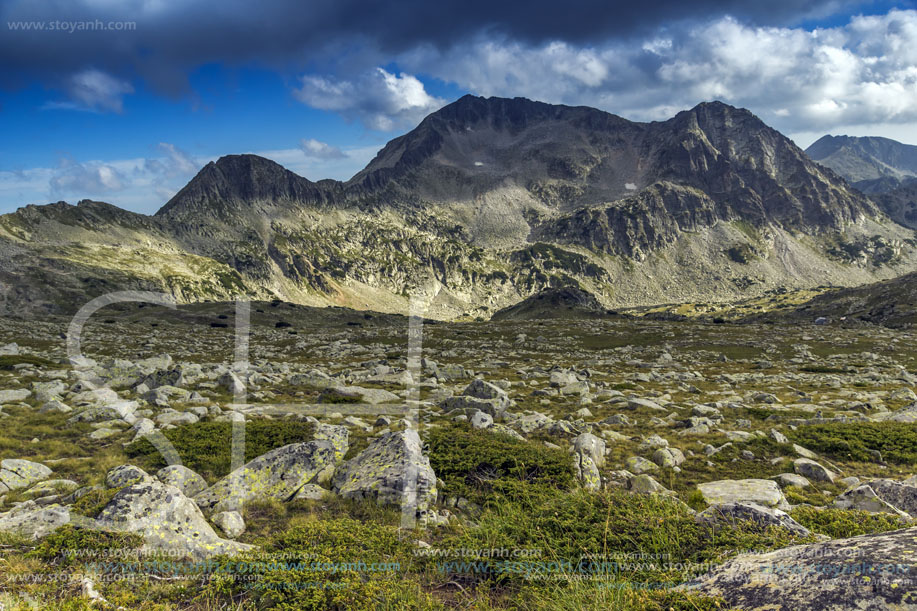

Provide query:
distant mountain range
left=2, top=96, right=915, bottom=319
left=805, top=134, right=917, bottom=229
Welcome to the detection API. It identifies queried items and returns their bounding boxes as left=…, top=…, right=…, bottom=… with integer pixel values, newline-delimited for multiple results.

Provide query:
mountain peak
left=806, top=134, right=917, bottom=183
left=156, top=154, right=337, bottom=219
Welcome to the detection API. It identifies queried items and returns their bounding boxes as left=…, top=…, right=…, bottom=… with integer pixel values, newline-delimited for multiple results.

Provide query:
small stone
left=211, top=511, right=246, bottom=539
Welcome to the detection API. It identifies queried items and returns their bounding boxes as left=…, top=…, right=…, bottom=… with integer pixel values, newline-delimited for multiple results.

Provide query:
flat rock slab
left=0, top=458, right=52, bottom=492
left=681, top=527, right=917, bottom=610
left=696, top=502, right=811, bottom=537
left=698, top=479, right=789, bottom=510
left=0, top=389, right=31, bottom=404
left=0, top=501, right=70, bottom=539
left=194, top=441, right=335, bottom=513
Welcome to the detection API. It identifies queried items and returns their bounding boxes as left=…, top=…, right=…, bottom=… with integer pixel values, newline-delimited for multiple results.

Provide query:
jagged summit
left=156, top=154, right=339, bottom=220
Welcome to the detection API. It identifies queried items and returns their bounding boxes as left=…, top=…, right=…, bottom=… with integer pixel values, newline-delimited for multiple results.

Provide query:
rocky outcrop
left=331, top=430, right=437, bottom=513
left=697, top=479, right=790, bottom=510
left=682, top=527, right=917, bottom=610
left=440, top=379, right=511, bottom=418
left=96, top=481, right=251, bottom=560
left=835, top=479, right=917, bottom=519
left=0, top=501, right=70, bottom=539
left=194, top=441, right=336, bottom=514
left=2, top=96, right=910, bottom=320
left=156, top=465, right=208, bottom=497
left=695, top=502, right=811, bottom=537
left=0, top=459, right=52, bottom=493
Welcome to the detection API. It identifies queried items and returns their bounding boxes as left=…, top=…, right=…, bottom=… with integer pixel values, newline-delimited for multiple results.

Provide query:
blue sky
left=1, top=0, right=916, bottom=214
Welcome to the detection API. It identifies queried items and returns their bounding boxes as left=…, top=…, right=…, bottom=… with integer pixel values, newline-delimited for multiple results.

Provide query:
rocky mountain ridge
left=2, top=96, right=916, bottom=319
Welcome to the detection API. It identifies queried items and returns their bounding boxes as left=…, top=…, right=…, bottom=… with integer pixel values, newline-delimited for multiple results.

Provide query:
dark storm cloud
left=0, top=0, right=865, bottom=93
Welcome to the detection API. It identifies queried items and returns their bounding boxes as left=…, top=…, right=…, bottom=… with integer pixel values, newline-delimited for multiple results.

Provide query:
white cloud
left=62, top=69, right=135, bottom=113
left=395, top=9, right=917, bottom=136
left=50, top=158, right=125, bottom=195
left=293, top=67, right=446, bottom=131
left=299, top=138, right=346, bottom=160
left=0, top=142, right=384, bottom=215
left=255, top=145, right=381, bottom=182
left=143, top=142, right=198, bottom=178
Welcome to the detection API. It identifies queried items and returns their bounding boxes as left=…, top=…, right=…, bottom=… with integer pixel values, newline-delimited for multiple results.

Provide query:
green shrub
left=431, top=482, right=809, bottom=588
left=31, top=525, right=143, bottom=566
left=125, top=420, right=319, bottom=481
left=790, top=506, right=909, bottom=538
left=426, top=425, right=575, bottom=500
left=0, top=354, right=58, bottom=370
left=201, top=517, right=438, bottom=610
left=789, top=422, right=917, bottom=465
left=70, top=486, right=122, bottom=518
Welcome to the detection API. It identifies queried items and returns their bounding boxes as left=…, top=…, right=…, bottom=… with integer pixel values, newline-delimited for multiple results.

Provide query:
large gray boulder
left=96, top=481, right=251, bottom=560
left=681, top=527, right=917, bottom=610
left=794, top=458, right=836, bottom=483
left=652, top=447, right=686, bottom=468
left=194, top=441, right=335, bottom=513
left=105, top=465, right=153, bottom=489
left=835, top=479, right=917, bottom=518
left=0, top=389, right=31, bottom=404
left=332, top=430, right=436, bottom=512
left=865, top=479, right=917, bottom=517
left=0, top=459, right=52, bottom=493
left=312, top=423, right=349, bottom=462
left=211, top=510, right=245, bottom=539
left=695, top=502, right=811, bottom=537
left=572, top=433, right=606, bottom=469
left=156, top=465, right=208, bottom=497
left=573, top=453, right=601, bottom=491
left=697, top=479, right=790, bottom=510
left=0, top=501, right=70, bottom=539
left=441, top=379, right=510, bottom=417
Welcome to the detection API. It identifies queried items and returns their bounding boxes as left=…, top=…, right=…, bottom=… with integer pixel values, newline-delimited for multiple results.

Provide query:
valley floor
left=0, top=302, right=915, bottom=610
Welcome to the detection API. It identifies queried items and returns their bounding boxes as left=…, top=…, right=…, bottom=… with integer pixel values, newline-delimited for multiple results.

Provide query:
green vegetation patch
left=789, top=422, right=917, bottom=465
left=790, top=506, right=910, bottom=539
left=30, top=525, right=144, bottom=566
left=426, top=425, right=576, bottom=500
left=202, top=517, right=438, bottom=611
left=436, top=482, right=811, bottom=588
left=125, top=419, right=318, bottom=481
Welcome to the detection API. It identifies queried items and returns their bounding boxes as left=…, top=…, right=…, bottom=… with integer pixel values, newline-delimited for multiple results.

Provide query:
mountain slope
left=351, top=97, right=876, bottom=251
left=806, top=135, right=917, bottom=183
left=805, top=135, right=917, bottom=229
left=751, top=271, right=917, bottom=328
left=1, top=96, right=915, bottom=319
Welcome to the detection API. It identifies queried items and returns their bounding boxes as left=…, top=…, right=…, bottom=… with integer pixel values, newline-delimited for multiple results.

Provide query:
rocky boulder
left=697, top=479, right=790, bottom=510
left=332, top=429, right=437, bottom=513
left=105, top=465, right=153, bottom=489
left=312, top=423, right=349, bottom=461
left=681, top=527, right=917, bottom=610
left=794, top=458, right=836, bottom=483
left=835, top=479, right=917, bottom=518
left=695, top=502, right=811, bottom=537
left=440, top=379, right=510, bottom=418
left=0, top=459, right=52, bottom=493
left=0, top=501, right=70, bottom=539
left=156, top=465, right=208, bottom=497
left=96, top=481, right=251, bottom=560
left=194, top=441, right=335, bottom=514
